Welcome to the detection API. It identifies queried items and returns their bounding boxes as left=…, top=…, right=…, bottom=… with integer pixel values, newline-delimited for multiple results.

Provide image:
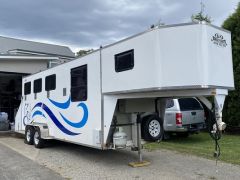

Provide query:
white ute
left=15, top=22, right=234, bottom=162
left=141, top=97, right=206, bottom=141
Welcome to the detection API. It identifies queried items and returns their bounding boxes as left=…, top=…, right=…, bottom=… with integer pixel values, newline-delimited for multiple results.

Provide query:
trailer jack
left=129, top=113, right=150, bottom=167
left=198, top=94, right=227, bottom=161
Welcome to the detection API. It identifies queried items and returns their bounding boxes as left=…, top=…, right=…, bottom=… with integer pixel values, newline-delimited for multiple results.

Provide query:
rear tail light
left=176, top=113, right=182, bottom=127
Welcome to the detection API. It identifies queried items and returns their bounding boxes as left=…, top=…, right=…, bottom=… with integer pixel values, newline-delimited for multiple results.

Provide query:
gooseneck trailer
left=15, top=22, right=234, bottom=161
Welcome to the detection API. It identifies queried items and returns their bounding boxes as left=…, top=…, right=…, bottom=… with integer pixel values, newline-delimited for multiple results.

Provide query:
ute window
left=178, top=98, right=203, bottom=111
left=45, top=74, right=56, bottom=91
left=71, top=64, right=87, bottom=101
left=115, top=49, right=134, bottom=72
left=34, top=78, right=42, bottom=93
left=24, top=82, right=31, bottom=95
left=166, top=99, right=174, bottom=108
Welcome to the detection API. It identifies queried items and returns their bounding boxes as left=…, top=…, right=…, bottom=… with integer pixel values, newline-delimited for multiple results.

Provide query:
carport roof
left=0, top=36, right=75, bottom=58
left=0, top=54, right=59, bottom=61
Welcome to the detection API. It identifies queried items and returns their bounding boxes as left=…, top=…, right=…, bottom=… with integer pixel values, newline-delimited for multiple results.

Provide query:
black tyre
left=24, top=126, right=34, bottom=145
left=33, top=127, right=45, bottom=148
left=142, top=115, right=163, bottom=141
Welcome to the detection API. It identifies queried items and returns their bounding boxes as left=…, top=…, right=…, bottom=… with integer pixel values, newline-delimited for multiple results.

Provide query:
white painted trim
left=0, top=55, right=59, bottom=60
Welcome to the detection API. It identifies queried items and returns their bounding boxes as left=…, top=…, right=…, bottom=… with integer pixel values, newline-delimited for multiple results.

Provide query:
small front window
left=45, top=74, right=56, bottom=91
left=24, top=82, right=31, bottom=95
left=34, top=78, right=42, bottom=93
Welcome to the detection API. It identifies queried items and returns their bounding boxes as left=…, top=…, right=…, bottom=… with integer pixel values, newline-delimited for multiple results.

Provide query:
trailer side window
left=115, top=49, right=134, bottom=72
left=24, top=82, right=31, bottom=95
left=34, top=78, right=42, bottom=93
left=45, top=74, right=56, bottom=91
left=71, top=65, right=87, bottom=101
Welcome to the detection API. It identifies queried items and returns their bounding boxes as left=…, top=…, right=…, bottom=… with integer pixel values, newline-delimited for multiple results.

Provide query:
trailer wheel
left=142, top=115, right=163, bottom=141
left=33, top=127, right=45, bottom=148
left=24, top=126, right=34, bottom=145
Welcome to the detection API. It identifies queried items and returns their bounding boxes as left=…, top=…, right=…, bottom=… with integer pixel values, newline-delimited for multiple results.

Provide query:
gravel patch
left=0, top=136, right=239, bottom=180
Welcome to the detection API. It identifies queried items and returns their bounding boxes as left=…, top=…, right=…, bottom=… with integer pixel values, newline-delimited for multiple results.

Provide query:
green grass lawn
left=144, top=132, right=240, bottom=165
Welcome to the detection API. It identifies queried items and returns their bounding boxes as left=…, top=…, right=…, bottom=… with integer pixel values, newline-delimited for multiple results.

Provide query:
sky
left=0, top=0, right=238, bottom=53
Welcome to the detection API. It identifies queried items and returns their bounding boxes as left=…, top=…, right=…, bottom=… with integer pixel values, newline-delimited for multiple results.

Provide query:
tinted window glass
left=115, top=49, right=134, bottom=72
left=71, top=65, right=87, bottom=101
left=34, top=78, right=42, bottom=93
left=178, top=98, right=203, bottom=111
left=166, top=99, right=174, bottom=108
left=45, top=74, right=56, bottom=91
left=24, top=82, right=31, bottom=95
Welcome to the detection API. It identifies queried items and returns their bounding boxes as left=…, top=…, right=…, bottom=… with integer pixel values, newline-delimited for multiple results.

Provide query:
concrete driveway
left=0, top=142, right=63, bottom=180
left=0, top=135, right=239, bottom=180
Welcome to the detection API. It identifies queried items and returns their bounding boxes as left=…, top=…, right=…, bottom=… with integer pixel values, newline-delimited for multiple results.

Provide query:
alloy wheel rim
left=26, top=129, right=31, bottom=142
left=34, top=131, right=39, bottom=145
left=148, top=119, right=161, bottom=137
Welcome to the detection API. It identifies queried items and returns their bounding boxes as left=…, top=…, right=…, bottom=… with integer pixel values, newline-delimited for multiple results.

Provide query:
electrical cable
left=206, top=105, right=221, bottom=159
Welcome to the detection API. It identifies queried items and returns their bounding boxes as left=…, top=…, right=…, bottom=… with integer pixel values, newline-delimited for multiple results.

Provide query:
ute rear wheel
left=33, top=127, right=45, bottom=148
left=142, top=114, right=163, bottom=141
left=24, top=126, right=34, bottom=145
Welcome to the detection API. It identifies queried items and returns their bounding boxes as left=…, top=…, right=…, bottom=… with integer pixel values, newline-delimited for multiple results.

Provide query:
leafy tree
left=76, top=49, right=93, bottom=57
left=191, top=2, right=211, bottom=23
left=191, top=12, right=211, bottom=23
left=222, top=3, right=240, bottom=126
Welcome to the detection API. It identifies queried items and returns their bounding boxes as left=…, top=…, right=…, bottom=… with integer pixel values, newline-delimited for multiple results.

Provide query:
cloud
left=0, top=0, right=238, bottom=52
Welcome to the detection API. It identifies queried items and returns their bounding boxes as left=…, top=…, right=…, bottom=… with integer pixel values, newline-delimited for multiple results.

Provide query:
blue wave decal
left=48, top=97, right=71, bottom=109
left=33, top=103, right=80, bottom=136
left=60, top=102, right=88, bottom=128
left=32, top=110, right=46, bottom=118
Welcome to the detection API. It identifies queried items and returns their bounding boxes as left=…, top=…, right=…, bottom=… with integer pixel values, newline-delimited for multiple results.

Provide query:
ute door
left=178, top=98, right=204, bottom=125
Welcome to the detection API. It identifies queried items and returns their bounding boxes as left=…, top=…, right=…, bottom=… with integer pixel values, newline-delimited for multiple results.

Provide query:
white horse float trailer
left=15, top=22, right=234, bottom=162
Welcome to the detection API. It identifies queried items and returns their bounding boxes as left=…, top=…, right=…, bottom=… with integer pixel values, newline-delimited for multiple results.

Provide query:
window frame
left=33, top=78, right=42, bottom=93
left=24, top=82, right=31, bottom=95
left=45, top=74, right=56, bottom=91
left=115, top=49, right=134, bottom=72
left=71, top=64, right=88, bottom=102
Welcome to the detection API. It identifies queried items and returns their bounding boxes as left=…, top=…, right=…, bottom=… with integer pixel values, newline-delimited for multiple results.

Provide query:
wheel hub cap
left=149, top=120, right=161, bottom=137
